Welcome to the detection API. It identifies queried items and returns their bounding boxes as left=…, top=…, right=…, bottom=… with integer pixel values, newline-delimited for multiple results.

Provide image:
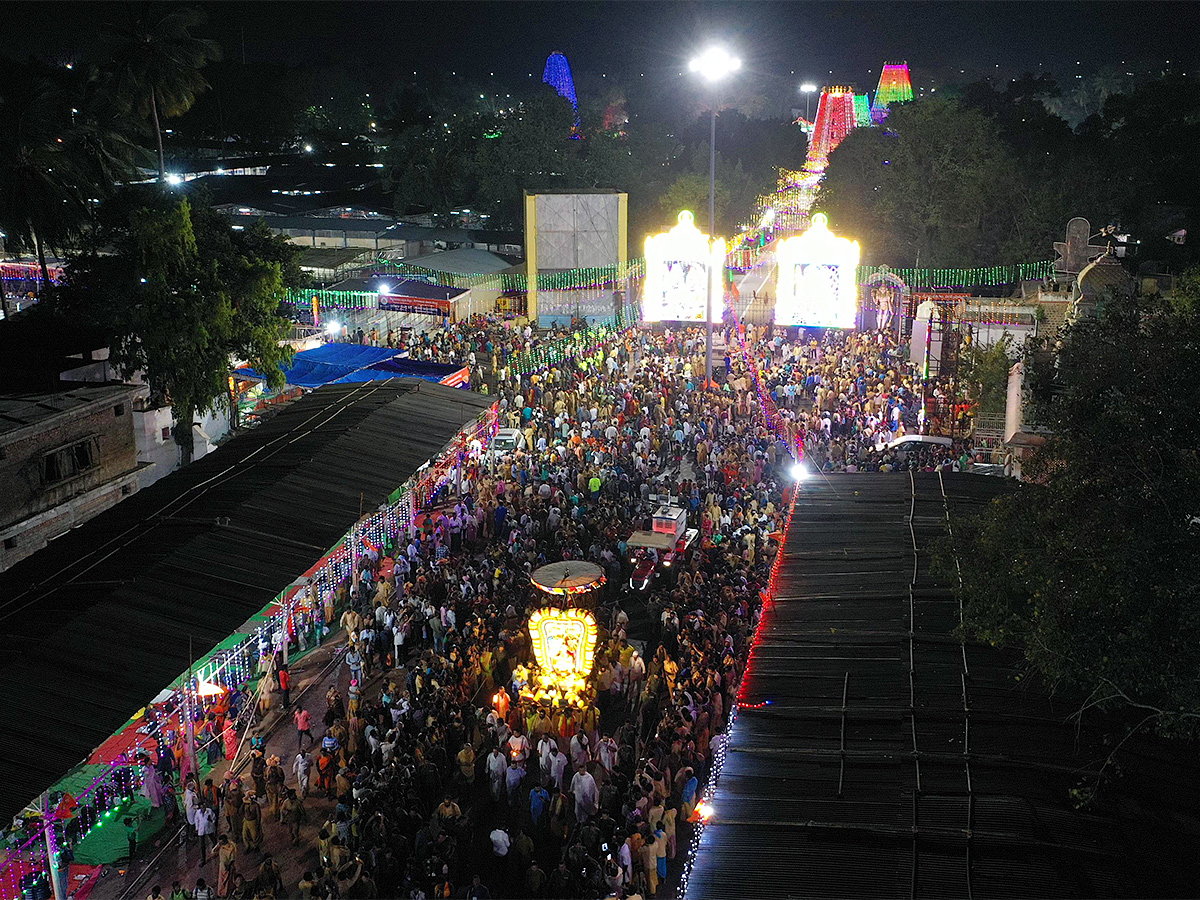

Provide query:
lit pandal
left=775, top=212, right=861, bottom=329
left=642, top=210, right=727, bottom=323
left=522, top=562, right=606, bottom=707
left=519, top=607, right=599, bottom=707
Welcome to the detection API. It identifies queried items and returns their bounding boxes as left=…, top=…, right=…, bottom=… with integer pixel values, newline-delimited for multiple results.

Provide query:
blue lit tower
left=543, top=51, right=580, bottom=128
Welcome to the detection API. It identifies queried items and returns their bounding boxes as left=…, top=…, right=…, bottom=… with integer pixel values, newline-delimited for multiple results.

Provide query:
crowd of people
left=144, top=318, right=975, bottom=900
left=737, top=325, right=974, bottom=473
left=147, top=322, right=797, bottom=900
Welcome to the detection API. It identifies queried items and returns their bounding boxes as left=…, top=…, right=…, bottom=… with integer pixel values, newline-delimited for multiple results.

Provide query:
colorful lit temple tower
left=803, top=86, right=861, bottom=174
left=542, top=51, right=581, bottom=129
left=870, top=62, right=913, bottom=124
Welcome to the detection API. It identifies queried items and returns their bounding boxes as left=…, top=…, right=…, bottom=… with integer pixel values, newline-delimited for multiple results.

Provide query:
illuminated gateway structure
left=800, top=62, right=912, bottom=174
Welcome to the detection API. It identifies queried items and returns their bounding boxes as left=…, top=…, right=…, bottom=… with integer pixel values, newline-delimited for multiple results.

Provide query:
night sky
left=8, top=1, right=1198, bottom=96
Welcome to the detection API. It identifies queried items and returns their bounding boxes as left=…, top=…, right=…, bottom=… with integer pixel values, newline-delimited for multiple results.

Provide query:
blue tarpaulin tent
left=235, top=343, right=468, bottom=389
left=332, top=358, right=469, bottom=387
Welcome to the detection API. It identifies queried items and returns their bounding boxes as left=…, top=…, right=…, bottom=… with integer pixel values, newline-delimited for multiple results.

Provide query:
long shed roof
left=688, top=472, right=1200, bottom=899
left=0, top=380, right=491, bottom=822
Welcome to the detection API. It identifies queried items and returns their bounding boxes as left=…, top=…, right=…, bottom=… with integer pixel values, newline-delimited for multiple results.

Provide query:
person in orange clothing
left=491, top=686, right=511, bottom=724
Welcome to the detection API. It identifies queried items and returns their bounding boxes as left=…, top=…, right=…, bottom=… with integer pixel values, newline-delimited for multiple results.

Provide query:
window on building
left=73, top=440, right=95, bottom=472
left=162, top=426, right=171, bottom=441
left=3, top=537, right=15, bottom=551
left=113, top=403, right=126, bottom=417
left=41, top=437, right=100, bottom=485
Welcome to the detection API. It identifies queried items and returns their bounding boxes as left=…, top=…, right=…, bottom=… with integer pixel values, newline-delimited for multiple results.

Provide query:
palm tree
left=1092, top=69, right=1126, bottom=110
left=1041, top=95, right=1068, bottom=121
left=67, top=67, right=154, bottom=199
left=102, top=6, right=221, bottom=181
left=1070, top=83, right=1094, bottom=120
left=0, top=61, right=90, bottom=285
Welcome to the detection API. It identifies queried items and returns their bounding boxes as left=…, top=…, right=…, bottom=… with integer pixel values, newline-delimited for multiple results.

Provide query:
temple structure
left=870, top=62, right=914, bottom=123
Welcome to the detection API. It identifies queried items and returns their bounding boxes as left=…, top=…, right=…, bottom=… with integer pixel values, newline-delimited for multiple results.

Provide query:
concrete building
left=58, top=349, right=232, bottom=489
left=0, top=384, right=146, bottom=571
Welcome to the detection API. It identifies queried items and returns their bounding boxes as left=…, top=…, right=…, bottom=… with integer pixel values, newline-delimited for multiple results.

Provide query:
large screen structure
left=775, top=213, right=860, bottom=328
left=524, top=190, right=628, bottom=324
left=642, top=210, right=726, bottom=323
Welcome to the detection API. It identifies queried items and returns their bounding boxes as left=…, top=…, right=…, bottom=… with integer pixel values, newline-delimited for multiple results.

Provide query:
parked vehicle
left=627, top=504, right=698, bottom=590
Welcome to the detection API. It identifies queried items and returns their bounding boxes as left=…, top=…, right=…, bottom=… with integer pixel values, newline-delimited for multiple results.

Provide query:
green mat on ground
left=72, top=799, right=166, bottom=866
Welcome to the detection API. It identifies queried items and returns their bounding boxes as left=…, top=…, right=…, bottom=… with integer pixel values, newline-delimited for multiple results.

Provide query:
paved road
left=91, top=630, right=398, bottom=900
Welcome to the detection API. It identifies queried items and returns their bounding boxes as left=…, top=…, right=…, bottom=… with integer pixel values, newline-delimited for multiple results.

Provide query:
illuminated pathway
left=683, top=473, right=1146, bottom=899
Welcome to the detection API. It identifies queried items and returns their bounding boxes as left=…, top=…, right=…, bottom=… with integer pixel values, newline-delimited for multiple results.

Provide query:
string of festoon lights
left=0, top=407, right=503, bottom=900
left=674, top=285, right=804, bottom=899
left=676, top=477, right=800, bottom=900
left=288, top=257, right=1055, bottom=315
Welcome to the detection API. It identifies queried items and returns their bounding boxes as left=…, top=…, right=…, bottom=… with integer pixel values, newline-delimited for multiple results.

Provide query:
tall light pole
left=800, top=82, right=817, bottom=121
left=689, top=46, right=740, bottom=388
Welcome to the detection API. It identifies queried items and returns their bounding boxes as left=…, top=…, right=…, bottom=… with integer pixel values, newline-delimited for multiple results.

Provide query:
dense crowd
left=149, top=320, right=971, bottom=900
left=738, top=325, right=973, bottom=473
left=331, top=314, right=586, bottom=394
left=154, top=323, right=794, bottom=900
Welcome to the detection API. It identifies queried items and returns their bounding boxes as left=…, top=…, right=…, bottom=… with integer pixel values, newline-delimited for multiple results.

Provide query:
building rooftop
left=328, top=277, right=468, bottom=300
left=296, top=247, right=377, bottom=270
left=0, top=384, right=137, bottom=439
left=402, top=248, right=518, bottom=275
left=688, top=472, right=1200, bottom=898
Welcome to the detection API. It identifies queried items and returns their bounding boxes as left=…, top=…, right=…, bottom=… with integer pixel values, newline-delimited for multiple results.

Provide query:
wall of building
left=0, top=395, right=139, bottom=528
left=131, top=396, right=231, bottom=489
left=133, top=400, right=178, bottom=489
left=281, top=227, right=411, bottom=251
left=0, top=469, right=141, bottom=572
left=0, top=388, right=143, bottom=570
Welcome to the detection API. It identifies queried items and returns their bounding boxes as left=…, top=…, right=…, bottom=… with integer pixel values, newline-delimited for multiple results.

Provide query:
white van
left=491, top=428, right=527, bottom=453
left=881, top=434, right=952, bottom=461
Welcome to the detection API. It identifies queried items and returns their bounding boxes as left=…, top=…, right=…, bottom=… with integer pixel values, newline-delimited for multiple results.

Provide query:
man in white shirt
left=569, top=731, right=590, bottom=770
left=293, top=750, right=312, bottom=800
left=194, top=804, right=216, bottom=864
left=508, top=731, right=531, bottom=766
left=548, top=745, right=568, bottom=792
left=487, top=747, right=507, bottom=801
left=595, top=735, right=618, bottom=774
left=537, top=735, right=556, bottom=776
left=569, top=764, right=598, bottom=824
left=490, top=826, right=510, bottom=857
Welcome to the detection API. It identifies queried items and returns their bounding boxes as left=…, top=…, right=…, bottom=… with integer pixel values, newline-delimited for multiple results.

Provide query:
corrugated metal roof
left=0, top=380, right=491, bottom=822
left=330, top=277, right=468, bottom=300
left=688, top=473, right=1200, bottom=898
left=403, top=248, right=517, bottom=275
left=0, top=384, right=137, bottom=438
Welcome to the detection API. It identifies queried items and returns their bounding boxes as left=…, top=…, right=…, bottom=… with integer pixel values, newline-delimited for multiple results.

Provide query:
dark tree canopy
left=820, top=98, right=1039, bottom=267
left=54, top=193, right=297, bottom=459
left=947, top=274, right=1200, bottom=733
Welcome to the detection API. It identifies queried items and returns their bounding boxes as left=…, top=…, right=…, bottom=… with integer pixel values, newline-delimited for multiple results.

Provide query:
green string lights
left=289, top=259, right=1058, bottom=312
left=367, top=258, right=645, bottom=293
left=857, top=259, right=1055, bottom=289
left=508, top=321, right=629, bottom=376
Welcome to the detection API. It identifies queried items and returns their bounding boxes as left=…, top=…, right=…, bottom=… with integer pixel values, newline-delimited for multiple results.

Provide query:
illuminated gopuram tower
left=870, top=62, right=914, bottom=123
left=804, top=86, right=861, bottom=174
left=542, top=51, right=581, bottom=129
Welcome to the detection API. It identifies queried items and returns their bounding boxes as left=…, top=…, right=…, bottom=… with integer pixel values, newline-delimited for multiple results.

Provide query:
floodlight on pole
left=688, top=46, right=740, bottom=389
left=688, top=47, right=742, bottom=82
left=800, top=82, right=818, bottom=120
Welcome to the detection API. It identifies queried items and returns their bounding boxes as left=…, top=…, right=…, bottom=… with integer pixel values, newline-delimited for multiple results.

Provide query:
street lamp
left=689, top=46, right=740, bottom=388
left=800, top=83, right=818, bottom=121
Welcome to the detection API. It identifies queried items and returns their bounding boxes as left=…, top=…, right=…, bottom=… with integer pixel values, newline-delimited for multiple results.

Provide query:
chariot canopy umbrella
left=530, top=561, right=606, bottom=595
